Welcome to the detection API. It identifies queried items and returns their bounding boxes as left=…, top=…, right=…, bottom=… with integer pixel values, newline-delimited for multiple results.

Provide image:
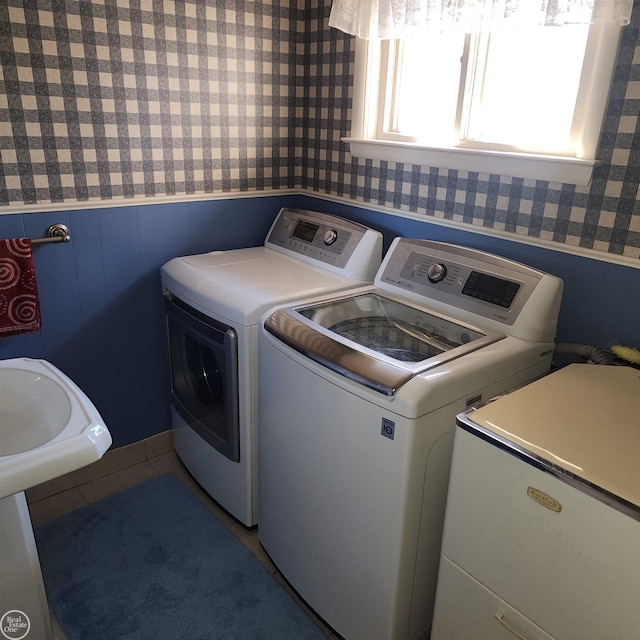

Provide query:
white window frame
left=345, top=23, right=624, bottom=185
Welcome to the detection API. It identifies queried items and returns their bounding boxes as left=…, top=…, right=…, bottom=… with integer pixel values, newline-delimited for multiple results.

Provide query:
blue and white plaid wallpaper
left=0, top=0, right=639, bottom=260
left=301, top=0, right=640, bottom=259
left=0, top=0, right=300, bottom=201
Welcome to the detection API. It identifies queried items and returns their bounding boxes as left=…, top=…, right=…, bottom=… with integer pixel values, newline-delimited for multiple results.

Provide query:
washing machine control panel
left=400, top=253, right=522, bottom=310
left=265, top=207, right=382, bottom=275
left=377, top=238, right=560, bottom=332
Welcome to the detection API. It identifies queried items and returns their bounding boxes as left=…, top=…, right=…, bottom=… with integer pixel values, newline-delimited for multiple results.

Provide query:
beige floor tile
left=28, top=488, right=87, bottom=527
left=70, top=440, right=147, bottom=485
left=228, top=521, right=259, bottom=545
left=26, top=473, right=78, bottom=504
left=149, top=450, right=189, bottom=480
left=145, top=430, right=173, bottom=459
left=78, top=461, right=159, bottom=504
left=172, top=462, right=198, bottom=489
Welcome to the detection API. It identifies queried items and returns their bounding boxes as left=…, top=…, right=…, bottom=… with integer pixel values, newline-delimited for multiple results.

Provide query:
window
left=346, top=21, right=625, bottom=184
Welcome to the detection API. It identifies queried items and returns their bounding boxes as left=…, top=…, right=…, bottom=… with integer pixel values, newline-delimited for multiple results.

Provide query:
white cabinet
left=433, top=429, right=640, bottom=639
left=432, top=365, right=640, bottom=640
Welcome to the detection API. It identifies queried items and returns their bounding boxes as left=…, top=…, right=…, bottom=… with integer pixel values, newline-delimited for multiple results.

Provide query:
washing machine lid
left=161, top=248, right=371, bottom=326
left=460, top=364, right=640, bottom=515
left=264, top=291, right=504, bottom=396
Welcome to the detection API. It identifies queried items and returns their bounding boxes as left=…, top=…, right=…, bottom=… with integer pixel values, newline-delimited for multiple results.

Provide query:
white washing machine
left=257, top=237, right=563, bottom=640
left=160, top=207, right=382, bottom=526
left=433, top=364, right=640, bottom=640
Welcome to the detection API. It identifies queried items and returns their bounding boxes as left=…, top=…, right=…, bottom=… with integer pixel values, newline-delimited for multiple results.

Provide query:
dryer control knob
left=427, top=263, right=448, bottom=283
left=323, top=229, right=338, bottom=245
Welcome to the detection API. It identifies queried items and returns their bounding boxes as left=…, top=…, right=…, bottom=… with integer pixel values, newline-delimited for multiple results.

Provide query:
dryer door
left=164, top=293, right=240, bottom=462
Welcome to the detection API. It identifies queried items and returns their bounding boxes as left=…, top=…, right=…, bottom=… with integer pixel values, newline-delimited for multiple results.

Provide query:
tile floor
left=26, top=430, right=338, bottom=640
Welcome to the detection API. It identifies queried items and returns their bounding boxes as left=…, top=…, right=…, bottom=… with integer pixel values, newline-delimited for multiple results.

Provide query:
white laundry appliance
left=257, top=237, right=563, bottom=640
left=160, top=207, right=382, bottom=526
left=432, top=363, right=640, bottom=640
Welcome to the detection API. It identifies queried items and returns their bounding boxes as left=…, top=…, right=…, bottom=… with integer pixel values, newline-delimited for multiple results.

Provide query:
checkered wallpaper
left=0, top=0, right=639, bottom=259
left=0, top=0, right=301, bottom=202
left=300, top=0, right=640, bottom=259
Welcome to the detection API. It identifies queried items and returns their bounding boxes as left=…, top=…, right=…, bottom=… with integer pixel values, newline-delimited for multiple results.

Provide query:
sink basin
left=1, top=368, right=72, bottom=455
left=0, top=358, right=112, bottom=500
left=0, top=358, right=112, bottom=640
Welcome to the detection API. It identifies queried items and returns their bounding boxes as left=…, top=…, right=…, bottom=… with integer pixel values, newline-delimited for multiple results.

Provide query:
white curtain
left=328, top=0, right=634, bottom=39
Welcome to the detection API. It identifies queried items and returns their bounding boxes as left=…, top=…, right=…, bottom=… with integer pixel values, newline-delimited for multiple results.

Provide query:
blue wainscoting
left=0, top=196, right=291, bottom=447
left=0, top=193, right=637, bottom=448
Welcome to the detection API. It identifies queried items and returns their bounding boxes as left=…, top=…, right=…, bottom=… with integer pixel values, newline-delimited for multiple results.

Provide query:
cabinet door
left=432, top=557, right=555, bottom=640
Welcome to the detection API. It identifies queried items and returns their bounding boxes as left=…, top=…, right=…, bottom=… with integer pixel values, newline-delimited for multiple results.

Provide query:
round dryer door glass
left=297, top=293, right=485, bottom=363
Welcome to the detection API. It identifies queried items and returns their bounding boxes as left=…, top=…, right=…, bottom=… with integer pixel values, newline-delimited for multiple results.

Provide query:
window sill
left=344, top=138, right=596, bottom=185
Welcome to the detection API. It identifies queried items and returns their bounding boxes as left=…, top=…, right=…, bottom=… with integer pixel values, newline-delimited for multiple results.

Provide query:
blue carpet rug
left=35, top=474, right=324, bottom=640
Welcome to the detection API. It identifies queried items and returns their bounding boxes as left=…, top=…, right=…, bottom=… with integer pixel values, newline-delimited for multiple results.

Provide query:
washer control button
left=323, top=229, right=338, bottom=245
left=427, top=263, right=448, bottom=283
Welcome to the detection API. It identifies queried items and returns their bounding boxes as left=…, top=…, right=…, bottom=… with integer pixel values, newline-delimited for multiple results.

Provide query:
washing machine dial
left=323, top=229, right=338, bottom=245
left=427, top=263, right=448, bottom=283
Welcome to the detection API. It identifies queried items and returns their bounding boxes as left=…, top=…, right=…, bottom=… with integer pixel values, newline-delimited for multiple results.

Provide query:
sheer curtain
left=328, top=0, right=634, bottom=39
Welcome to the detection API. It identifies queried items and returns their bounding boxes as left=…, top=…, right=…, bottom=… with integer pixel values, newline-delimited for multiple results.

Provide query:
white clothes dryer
left=161, top=207, right=382, bottom=526
left=257, top=237, right=563, bottom=640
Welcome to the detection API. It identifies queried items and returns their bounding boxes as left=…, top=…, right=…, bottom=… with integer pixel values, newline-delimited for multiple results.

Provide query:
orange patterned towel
left=0, top=238, right=41, bottom=336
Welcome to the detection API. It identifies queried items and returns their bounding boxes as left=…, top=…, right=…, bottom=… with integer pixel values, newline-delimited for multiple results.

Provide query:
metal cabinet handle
left=494, top=610, right=530, bottom=640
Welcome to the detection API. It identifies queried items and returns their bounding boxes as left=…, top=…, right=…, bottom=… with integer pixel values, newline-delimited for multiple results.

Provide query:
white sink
left=0, top=357, right=112, bottom=640
left=0, top=357, right=112, bottom=500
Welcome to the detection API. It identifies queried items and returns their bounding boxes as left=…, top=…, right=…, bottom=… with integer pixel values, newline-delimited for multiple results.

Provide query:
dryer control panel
left=265, top=208, right=382, bottom=280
